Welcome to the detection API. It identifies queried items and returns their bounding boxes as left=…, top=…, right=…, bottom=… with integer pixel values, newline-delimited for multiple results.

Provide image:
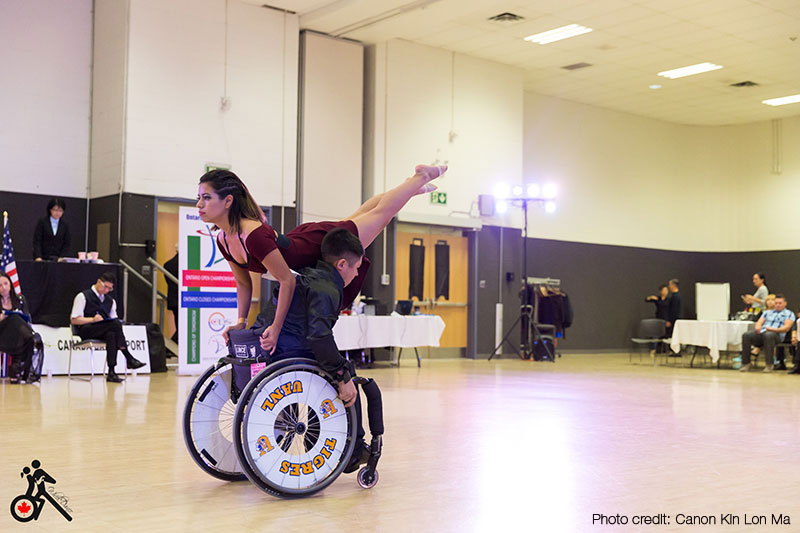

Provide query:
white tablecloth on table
left=332, top=314, right=445, bottom=351
left=670, top=320, right=755, bottom=362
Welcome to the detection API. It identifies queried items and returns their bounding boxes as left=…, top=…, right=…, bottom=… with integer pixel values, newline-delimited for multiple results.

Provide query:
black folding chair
left=630, top=319, right=668, bottom=364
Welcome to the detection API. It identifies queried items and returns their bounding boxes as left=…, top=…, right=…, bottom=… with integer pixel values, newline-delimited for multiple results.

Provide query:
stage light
left=493, top=183, right=510, bottom=199
left=512, top=185, right=523, bottom=197
left=496, top=200, right=509, bottom=214
left=527, top=184, right=540, bottom=198
left=545, top=201, right=557, bottom=214
left=542, top=183, right=557, bottom=199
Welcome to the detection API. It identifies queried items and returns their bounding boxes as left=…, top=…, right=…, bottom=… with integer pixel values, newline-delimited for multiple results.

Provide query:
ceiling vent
left=562, top=62, right=593, bottom=71
left=488, top=12, right=524, bottom=23
left=730, top=80, right=759, bottom=87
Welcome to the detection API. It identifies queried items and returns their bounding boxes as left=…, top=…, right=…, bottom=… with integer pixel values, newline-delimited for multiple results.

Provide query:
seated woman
left=197, top=164, right=446, bottom=353
left=0, top=272, right=37, bottom=383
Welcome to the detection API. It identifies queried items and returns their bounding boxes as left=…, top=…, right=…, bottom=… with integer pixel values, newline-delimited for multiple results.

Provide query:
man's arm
left=770, top=318, right=794, bottom=333
left=754, top=316, right=766, bottom=331
left=70, top=293, right=101, bottom=326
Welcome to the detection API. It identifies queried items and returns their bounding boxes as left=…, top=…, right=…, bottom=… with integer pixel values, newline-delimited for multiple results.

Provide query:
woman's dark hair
left=321, top=228, right=364, bottom=264
left=0, top=271, right=21, bottom=310
left=658, top=284, right=667, bottom=291
left=46, top=197, right=66, bottom=215
left=755, top=272, right=766, bottom=282
left=198, top=170, right=265, bottom=233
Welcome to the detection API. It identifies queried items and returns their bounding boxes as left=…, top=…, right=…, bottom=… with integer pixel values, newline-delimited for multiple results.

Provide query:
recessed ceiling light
left=649, top=84, right=662, bottom=89
left=657, top=62, right=723, bottom=79
left=762, top=94, right=800, bottom=106
left=524, top=24, right=593, bottom=45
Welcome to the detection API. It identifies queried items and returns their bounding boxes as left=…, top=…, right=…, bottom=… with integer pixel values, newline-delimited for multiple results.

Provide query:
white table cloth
left=670, top=320, right=755, bottom=363
left=332, top=314, right=445, bottom=351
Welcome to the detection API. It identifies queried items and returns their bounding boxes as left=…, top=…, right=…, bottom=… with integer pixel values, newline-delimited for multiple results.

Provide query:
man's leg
left=741, top=331, right=763, bottom=369
left=111, top=321, right=145, bottom=369
left=763, top=332, right=779, bottom=371
left=350, top=165, right=447, bottom=248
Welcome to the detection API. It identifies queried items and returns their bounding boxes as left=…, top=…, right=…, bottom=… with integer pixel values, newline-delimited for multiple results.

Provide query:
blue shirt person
left=740, top=294, right=795, bottom=372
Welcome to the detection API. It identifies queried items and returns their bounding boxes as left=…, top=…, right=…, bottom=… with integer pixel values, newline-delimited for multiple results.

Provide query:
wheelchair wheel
left=183, top=362, right=246, bottom=481
left=233, top=360, right=357, bottom=497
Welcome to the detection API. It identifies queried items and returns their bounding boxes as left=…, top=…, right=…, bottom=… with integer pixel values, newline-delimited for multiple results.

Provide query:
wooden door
left=395, top=224, right=468, bottom=348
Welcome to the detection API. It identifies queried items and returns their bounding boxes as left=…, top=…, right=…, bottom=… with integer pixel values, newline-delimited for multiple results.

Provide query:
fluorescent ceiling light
left=657, top=62, right=723, bottom=79
left=524, top=24, right=592, bottom=45
left=762, top=94, right=800, bottom=106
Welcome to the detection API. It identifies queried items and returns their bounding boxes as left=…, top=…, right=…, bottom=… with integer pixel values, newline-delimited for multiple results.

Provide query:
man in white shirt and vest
left=70, top=272, right=145, bottom=382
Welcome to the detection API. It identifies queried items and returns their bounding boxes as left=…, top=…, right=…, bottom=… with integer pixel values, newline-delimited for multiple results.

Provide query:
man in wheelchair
left=247, top=227, right=370, bottom=474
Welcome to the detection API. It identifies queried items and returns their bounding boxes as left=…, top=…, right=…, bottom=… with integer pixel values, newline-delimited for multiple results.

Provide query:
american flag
left=2, top=214, right=21, bottom=296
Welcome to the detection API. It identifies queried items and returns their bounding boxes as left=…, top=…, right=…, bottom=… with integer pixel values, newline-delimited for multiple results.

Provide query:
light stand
left=488, top=196, right=556, bottom=362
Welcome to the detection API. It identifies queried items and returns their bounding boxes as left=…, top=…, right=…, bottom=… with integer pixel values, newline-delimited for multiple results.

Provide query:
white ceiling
left=254, top=0, right=800, bottom=125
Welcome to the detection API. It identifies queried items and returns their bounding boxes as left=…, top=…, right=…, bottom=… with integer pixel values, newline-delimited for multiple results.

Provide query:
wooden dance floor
left=2, top=354, right=799, bottom=532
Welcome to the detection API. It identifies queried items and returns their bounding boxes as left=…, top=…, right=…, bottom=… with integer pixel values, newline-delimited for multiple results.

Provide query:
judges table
left=16, top=261, right=124, bottom=326
left=332, top=314, right=446, bottom=366
left=670, top=319, right=755, bottom=363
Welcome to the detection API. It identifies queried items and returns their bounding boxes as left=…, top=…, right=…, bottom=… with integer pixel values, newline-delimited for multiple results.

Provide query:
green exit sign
left=205, top=163, right=231, bottom=173
left=430, top=191, right=447, bottom=205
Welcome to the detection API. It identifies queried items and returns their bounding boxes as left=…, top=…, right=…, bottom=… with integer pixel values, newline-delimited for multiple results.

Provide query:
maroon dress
left=217, top=220, right=370, bottom=310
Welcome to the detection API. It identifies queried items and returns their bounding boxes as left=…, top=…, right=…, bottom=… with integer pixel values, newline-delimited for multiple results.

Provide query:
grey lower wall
left=477, top=225, right=800, bottom=353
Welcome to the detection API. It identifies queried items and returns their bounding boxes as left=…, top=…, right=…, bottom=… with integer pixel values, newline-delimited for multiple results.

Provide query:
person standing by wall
left=645, top=284, right=670, bottom=321
left=32, top=198, right=71, bottom=261
left=741, top=272, right=768, bottom=313
left=666, top=279, right=682, bottom=336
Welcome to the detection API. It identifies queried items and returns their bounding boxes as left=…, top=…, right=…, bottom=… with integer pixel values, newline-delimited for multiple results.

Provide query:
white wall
left=718, top=116, right=800, bottom=251
left=122, top=0, right=298, bottom=207
left=0, top=0, right=92, bottom=198
left=299, top=32, right=363, bottom=223
left=521, top=93, right=800, bottom=252
left=366, top=40, right=524, bottom=227
left=90, top=0, right=128, bottom=199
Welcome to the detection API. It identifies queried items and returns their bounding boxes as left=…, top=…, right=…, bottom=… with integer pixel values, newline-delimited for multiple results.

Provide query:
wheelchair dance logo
left=10, top=460, right=73, bottom=523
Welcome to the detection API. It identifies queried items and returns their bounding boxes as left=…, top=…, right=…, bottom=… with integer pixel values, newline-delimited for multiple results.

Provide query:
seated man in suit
left=740, top=293, right=795, bottom=373
left=70, top=272, right=145, bottom=382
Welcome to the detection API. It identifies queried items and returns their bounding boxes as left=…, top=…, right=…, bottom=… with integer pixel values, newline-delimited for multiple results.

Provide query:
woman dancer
left=197, top=164, right=446, bottom=352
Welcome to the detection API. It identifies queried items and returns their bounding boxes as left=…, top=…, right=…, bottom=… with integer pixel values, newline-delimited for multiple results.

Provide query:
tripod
left=488, top=198, right=556, bottom=362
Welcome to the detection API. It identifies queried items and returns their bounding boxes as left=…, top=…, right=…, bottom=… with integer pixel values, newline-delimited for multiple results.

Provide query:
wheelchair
left=183, top=345, right=383, bottom=497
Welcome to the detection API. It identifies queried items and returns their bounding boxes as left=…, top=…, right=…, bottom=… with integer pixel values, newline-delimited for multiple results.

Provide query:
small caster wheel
left=357, top=466, right=379, bottom=489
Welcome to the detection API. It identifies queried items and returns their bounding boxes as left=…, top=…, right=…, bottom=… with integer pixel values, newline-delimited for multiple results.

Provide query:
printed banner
left=177, top=207, right=238, bottom=375
left=33, top=325, right=151, bottom=375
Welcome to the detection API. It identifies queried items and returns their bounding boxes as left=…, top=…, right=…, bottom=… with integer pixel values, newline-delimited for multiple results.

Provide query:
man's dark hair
left=321, top=228, right=363, bottom=265
left=756, top=272, right=766, bottom=282
left=99, top=272, right=116, bottom=285
left=669, top=279, right=679, bottom=288
left=46, top=197, right=66, bottom=214
left=775, top=293, right=786, bottom=300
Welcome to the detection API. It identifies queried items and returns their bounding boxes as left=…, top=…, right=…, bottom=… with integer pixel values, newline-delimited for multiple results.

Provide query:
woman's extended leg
left=344, top=176, right=440, bottom=221
left=350, top=165, right=446, bottom=248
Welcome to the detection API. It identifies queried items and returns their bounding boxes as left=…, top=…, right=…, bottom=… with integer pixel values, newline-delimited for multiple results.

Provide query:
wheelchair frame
left=183, top=353, right=383, bottom=497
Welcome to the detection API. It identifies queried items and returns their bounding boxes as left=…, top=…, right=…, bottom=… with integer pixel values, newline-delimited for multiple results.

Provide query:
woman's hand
left=260, top=324, right=280, bottom=354
left=222, top=322, right=245, bottom=343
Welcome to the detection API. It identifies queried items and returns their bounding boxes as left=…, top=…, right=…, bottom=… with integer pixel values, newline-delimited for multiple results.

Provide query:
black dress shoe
left=775, top=362, right=787, bottom=371
left=106, top=371, right=124, bottom=383
left=344, top=440, right=370, bottom=474
left=127, top=357, right=146, bottom=370
left=788, top=367, right=800, bottom=375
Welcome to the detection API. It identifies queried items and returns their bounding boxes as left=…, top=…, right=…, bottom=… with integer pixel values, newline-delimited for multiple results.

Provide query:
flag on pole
left=2, top=212, right=21, bottom=296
